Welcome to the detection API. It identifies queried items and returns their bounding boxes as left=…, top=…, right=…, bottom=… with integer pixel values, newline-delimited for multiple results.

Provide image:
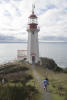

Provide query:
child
left=43, top=78, right=49, bottom=91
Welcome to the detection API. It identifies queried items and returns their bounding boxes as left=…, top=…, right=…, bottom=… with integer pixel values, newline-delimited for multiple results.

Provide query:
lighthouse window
left=32, top=19, right=35, bottom=23
left=30, top=18, right=35, bottom=23
left=30, top=18, right=37, bottom=24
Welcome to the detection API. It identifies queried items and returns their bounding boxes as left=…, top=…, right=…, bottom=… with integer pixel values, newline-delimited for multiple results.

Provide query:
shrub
left=41, top=57, right=63, bottom=72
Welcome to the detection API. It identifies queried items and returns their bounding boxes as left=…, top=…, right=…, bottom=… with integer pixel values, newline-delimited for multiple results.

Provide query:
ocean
left=0, top=42, right=67, bottom=68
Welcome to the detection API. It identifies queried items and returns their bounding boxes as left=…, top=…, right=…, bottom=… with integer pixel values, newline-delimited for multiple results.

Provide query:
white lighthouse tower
left=27, top=5, right=40, bottom=64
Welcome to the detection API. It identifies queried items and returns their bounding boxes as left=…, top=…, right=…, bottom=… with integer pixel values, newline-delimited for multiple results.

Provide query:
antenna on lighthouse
left=32, top=4, right=35, bottom=14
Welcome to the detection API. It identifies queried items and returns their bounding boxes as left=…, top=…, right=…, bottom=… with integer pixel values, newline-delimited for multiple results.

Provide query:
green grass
left=0, top=60, right=67, bottom=100
left=52, top=94, right=64, bottom=100
left=0, top=61, right=43, bottom=100
left=34, top=65, right=67, bottom=100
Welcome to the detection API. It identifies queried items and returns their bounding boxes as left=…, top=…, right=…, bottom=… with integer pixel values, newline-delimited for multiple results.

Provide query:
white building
left=27, top=5, right=40, bottom=64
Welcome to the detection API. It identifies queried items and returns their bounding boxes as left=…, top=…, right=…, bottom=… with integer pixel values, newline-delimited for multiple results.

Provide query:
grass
left=34, top=65, right=67, bottom=100
left=52, top=94, right=64, bottom=100
left=26, top=65, right=43, bottom=100
left=0, top=60, right=67, bottom=100
left=0, top=61, right=43, bottom=100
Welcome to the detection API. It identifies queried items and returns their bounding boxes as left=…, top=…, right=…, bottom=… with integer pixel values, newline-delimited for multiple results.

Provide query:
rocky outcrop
left=41, top=57, right=63, bottom=72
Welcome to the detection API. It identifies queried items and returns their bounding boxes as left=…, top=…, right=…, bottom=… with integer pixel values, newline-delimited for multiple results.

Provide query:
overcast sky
left=0, top=0, right=67, bottom=41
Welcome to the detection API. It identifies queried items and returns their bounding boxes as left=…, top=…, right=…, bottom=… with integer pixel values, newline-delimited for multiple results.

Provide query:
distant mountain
left=0, top=34, right=26, bottom=43
left=40, top=36, right=67, bottom=42
left=0, top=34, right=67, bottom=43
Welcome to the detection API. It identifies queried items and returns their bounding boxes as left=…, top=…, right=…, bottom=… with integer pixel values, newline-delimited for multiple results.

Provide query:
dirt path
left=32, top=65, right=54, bottom=100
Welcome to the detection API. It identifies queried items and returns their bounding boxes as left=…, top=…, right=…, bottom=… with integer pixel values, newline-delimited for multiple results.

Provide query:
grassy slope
left=0, top=60, right=67, bottom=100
left=0, top=61, right=43, bottom=100
left=35, top=65, right=67, bottom=100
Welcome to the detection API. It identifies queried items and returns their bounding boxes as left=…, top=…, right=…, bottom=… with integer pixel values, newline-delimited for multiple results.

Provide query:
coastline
left=0, top=58, right=67, bottom=100
left=0, top=42, right=67, bottom=68
left=0, top=57, right=67, bottom=69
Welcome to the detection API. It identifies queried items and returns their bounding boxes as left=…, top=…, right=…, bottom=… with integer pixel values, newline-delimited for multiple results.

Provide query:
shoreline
left=0, top=58, right=67, bottom=69
left=0, top=41, right=67, bottom=44
left=0, top=43, right=67, bottom=69
left=0, top=57, right=67, bottom=100
left=0, top=59, right=18, bottom=67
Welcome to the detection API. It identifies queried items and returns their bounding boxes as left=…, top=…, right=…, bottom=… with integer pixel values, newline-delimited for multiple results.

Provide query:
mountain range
left=0, top=34, right=67, bottom=43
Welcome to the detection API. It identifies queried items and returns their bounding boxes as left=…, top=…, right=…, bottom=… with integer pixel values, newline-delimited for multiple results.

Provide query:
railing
left=27, top=25, right=40, bottom=30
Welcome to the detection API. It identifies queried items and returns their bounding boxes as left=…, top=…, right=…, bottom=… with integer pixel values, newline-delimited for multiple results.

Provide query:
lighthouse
left=27, top=5, right=40, bottom=64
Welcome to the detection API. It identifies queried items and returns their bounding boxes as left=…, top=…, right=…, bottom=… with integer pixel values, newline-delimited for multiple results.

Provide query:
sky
left=0, top=0, right=67, bottom=42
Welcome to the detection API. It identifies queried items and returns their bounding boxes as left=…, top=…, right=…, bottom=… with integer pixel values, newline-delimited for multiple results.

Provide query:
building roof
left=29, top=13, right=37, bottom=18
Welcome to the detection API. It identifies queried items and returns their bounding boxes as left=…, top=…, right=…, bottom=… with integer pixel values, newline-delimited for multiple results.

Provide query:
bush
left=41, top=57, right=63, bottom=72
left=0, top=86, right=28, bottom=100
left=53, top=66, right=63, bottom=72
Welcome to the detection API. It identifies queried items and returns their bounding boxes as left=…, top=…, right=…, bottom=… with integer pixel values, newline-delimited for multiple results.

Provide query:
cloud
left=0, top=0, right=67, bottom=41
left=39, top=8, right=67, bottom=38
left=4, top=10, right=11, bottom=16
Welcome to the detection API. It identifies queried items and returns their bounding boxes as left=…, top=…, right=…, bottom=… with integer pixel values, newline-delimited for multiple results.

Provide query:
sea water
left=0, top=42, right=67, bottom=68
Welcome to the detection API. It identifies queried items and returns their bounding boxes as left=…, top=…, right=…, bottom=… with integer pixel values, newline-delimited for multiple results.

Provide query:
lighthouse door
left=32, top=56, right=35, bottom=64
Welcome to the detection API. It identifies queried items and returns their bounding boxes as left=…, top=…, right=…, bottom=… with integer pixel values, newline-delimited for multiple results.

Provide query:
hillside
left=40, top=57, right=64, bottom=72
left=0, top=58, right=67, bottom=100
left=35, top=58, right=67, bottom=100
left=0, top=61, right=42, bottom=100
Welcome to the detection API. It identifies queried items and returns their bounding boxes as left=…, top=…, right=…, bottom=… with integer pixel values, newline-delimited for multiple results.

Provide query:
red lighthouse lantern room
left=28, top=5, right=38, bottom=30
